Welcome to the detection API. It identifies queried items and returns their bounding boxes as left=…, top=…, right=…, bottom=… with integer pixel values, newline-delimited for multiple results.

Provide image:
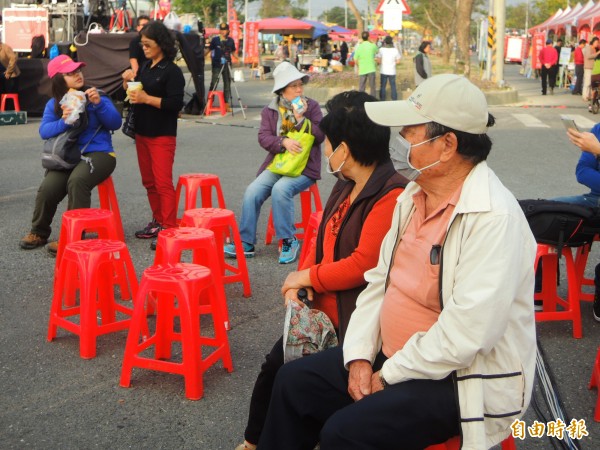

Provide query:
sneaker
left=534, top=300, right=543, bottom=312
left=279, top=237, right=300, bottom=264
left=19, top=232, right=48, bottom=250
left=135, top=220, right=161, bottom=239
left=46, top=241, right=58, bottom=256
left=224, top=242, right=255, bottom=258
left=594, top=293, right=600, bottom=323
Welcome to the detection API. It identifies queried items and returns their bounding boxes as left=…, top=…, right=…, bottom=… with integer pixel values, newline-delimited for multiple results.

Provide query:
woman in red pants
left=122, top=21, right=184, bottom=249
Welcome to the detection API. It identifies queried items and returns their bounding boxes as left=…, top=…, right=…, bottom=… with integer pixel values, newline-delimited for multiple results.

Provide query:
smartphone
left=560, top=115, right=579, bottom=132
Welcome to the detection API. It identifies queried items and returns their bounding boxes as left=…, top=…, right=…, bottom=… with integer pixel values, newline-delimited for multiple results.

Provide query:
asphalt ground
left=1, top=64, right=600, bottom=449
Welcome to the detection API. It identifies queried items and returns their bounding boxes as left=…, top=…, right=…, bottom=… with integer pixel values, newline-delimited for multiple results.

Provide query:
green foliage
left=259, top=0, right=290, bottom=18
left=319, top=6, right=358, bottom=28
left=171, top=0, right=225, bottom=26
left=506, top=3, right=528, bottom=31
left=531, top=0, right=568, bottom=26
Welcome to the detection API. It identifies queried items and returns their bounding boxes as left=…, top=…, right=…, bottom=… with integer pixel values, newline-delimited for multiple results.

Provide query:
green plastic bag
left=267, top=120, right=315, bottom=177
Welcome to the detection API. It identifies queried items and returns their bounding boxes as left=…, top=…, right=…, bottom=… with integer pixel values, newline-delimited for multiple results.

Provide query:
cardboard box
left=0, top=111, right=28, bottom=126
left=312, top=58, right=329, bottom=68
left=331, top=65, right=343, bottom=72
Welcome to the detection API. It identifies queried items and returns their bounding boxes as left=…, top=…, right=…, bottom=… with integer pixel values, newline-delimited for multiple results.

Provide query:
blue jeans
left=380, top=74, right=397, bottom=100
left=238, top=170, right=314, bottom=244
left=552, top=194, right=600, bottom=208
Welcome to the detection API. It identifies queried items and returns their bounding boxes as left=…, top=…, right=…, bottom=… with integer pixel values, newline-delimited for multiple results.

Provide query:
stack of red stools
left=534, top=244, right=583, bottom=338
left=47, top=239, right=138, bottom=359
left=181, top=207, right=252, bottom=297
left=120, top=263, right=233, bottom=400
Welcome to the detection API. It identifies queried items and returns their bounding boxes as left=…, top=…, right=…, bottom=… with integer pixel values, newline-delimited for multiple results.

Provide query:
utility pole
left=345, top=1, right=348, bottom=28
left=494, top=0, right=506, bottom=86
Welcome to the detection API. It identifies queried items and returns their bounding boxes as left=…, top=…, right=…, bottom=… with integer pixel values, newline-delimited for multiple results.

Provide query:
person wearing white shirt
left=377, top=36, right=401, bottom=100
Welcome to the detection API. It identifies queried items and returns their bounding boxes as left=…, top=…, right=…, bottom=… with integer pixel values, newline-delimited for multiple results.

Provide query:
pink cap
left=47, top=55, right=86, bottom=78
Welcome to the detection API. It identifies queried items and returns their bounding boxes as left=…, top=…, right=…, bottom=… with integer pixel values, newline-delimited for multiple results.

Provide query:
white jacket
left=343, top=161, right=537, bottom=449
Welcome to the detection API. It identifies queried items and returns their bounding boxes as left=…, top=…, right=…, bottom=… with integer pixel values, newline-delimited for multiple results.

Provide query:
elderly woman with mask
left=235, top=91, right=407, bottom=450
left=225, top=62, right=324, bottom=265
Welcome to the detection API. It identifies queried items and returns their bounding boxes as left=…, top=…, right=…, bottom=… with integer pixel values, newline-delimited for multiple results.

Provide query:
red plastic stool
left=205, top=91, right=227, bottom=116
left=175, top=174, right=227, bottom=224
left=120, top=263, right=233, bottom=400
left=576, top=235, right=599, bottom=302
left=47, top=239, right=138, bottom=359
left=534, top=243, right=583, bottom=338
left=298, top=211, right=323, bottom=268
left=589, top=345, right=600, bottom=421
left=153, top=227, right=230, bottom=330
left=55, top=208, right=130, bottom=304
left=180, top=208, right=252, bottom=297
left=97, top=176, right=125, bottom=242
left=265, top=183, right=323, bottom=245
left=426, top=435, right=516, bottom=450
left=0, top=93, right=20, bottom=112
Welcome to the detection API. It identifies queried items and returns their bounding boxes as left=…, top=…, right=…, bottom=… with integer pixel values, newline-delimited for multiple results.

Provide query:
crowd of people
left=14, top=15, right=600, bottom=450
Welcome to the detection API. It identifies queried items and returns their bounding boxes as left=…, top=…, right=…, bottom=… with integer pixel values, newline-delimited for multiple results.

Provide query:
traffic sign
left=375, top=0, right=411, bottom=15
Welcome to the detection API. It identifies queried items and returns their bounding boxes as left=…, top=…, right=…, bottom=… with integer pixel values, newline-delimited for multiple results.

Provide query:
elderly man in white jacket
left=256, top=74, right=537, bottom=450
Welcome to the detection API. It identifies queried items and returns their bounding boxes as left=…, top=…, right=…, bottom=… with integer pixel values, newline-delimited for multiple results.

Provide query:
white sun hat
left=272, top=62, right=309, bottom=93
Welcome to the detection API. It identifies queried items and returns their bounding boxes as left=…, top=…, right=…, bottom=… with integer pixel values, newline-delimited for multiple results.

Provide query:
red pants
left=135, top=134, right=177, bottom=229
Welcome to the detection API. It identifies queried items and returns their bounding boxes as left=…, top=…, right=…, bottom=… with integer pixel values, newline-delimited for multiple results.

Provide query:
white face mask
left=326, top=143, right=347, bottom=180
left=389, top=133, right=442, bottom=181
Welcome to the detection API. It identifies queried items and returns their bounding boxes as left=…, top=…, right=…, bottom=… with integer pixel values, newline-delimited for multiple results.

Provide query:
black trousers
left=257, top=347, right=460, bottom=450
left=209, top=65, right=231, bottom=104
left=574, top=64, right=584, bottom=94
left=541, top=65, right=556, bottom=94
left=244, top=336, right=285, bottom=445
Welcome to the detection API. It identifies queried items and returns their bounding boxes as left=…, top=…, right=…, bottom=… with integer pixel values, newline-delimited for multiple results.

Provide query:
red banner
left=227, top=0, right=237, bottom=24
left=230, top=19, right=241, bottom=59
left=531, top=32, right=545, bottom=70
left=2, top=8, right=49, bottom=52
left=244, top=22, right=259, bottom=65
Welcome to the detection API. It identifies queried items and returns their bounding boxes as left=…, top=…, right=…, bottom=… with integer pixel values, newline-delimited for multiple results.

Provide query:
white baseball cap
left=365, top=74, right=489, bottom=134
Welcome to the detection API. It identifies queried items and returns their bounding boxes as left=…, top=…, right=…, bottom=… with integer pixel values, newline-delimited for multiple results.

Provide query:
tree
left=455, top=0, right=476, bottom=77
left=319, top=6, right=358, bottom=29
left=258, top=0, right=306, bottom=18
left=531, top=0, right=568, bottom=27
left=506, top=3, right=528, bottom=31
left=172, top=0, right=226, bottom=27
left=410, top=0, right=456, bottom=63
left=346, top=0, right=364, bottom=33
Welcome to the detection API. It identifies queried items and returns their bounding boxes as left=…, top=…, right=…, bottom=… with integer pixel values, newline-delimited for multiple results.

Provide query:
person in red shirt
left=539, top=39, right=559, bottom=95
left=235, top=91, right=407, bottom=450
left=573, top=39, right=587, bottom=95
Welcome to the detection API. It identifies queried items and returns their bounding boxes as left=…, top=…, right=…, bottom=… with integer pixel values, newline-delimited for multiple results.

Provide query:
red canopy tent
left=577, top=1, right=600, bottom=38
left=257, top=17, right=315, bottom=38
left=529, top=9, right=563, bottom=35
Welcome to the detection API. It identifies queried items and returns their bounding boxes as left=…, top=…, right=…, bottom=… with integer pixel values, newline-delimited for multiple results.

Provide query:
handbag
left=267, top=120, right=315, bottom=177
left=122, top=107, right=135, bottom=139
left=42, top=123, right=102, bottom=171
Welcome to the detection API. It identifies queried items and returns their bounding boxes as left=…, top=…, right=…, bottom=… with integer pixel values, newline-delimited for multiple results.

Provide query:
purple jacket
left=257, top=97, right=324, bottom=180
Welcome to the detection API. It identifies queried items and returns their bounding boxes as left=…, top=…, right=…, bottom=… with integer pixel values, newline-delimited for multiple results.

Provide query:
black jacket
left=315, top=160, right=407, bottom=342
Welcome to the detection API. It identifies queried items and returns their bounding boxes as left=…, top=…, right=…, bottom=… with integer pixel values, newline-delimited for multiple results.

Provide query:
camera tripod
left=203, top=61, right=246, bottom=119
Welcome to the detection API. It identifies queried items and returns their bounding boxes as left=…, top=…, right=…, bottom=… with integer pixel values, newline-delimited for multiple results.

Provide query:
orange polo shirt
left=380, top=185, right=462, bottom=357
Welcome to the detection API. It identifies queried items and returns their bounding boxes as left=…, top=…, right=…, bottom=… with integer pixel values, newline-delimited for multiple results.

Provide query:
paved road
left=1, top=64, right=599, bottom=449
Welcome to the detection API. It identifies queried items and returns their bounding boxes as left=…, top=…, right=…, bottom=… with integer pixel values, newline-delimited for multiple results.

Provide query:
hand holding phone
left=560, top=115, right=579, bottom=132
